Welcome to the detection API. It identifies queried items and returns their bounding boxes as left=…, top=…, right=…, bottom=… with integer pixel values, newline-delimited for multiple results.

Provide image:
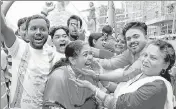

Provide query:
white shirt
left=8, top=38, right=55, bottom=109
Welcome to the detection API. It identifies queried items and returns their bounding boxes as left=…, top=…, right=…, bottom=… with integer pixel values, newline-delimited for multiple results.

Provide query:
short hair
left=17, top=17, right=28, bottom=28
left=88, top=33, right=103, bottom=47
left=102, top=25, right=113, bottom=35
left=67, top=15, right=82, bottom=28
left=122, top=21, right=147, bottom=36
left=49, top=26, right=69, bottom=39
left=26, top=15, right=50, bottom=30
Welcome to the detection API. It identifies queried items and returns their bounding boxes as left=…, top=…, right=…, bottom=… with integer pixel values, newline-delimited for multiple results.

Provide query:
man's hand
left=42, top=2, right=55, bottom=15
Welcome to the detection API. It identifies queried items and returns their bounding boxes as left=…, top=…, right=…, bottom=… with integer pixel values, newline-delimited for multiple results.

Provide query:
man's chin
left=31, top=43, right=45, bottom=49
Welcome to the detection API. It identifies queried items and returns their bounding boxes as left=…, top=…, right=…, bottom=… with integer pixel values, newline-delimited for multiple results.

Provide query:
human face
left=52, top=29, right=70, bottom=53
left=141, top=44, right=168, bottom=76
left=27, top=19, right=48, bottom=49
left=125, top=28, right=147, bottom=54
left=89, top=2, right=93, bottom=7
left=18, top=23, right=26, bottom=37
left=74, top=44, right=94, bottom=69
left=68, top=19, right=79, bottom=38
left=94, top=37, right=106, bottom=50
left=19, top=23, right=29, bottom=42
left=115, top=35, right=126, bottom=53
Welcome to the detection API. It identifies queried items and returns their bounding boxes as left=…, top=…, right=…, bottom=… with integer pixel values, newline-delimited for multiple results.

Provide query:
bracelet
left=41, top=11, right=48, bottom=16
left=103, top=94, right=109, bottom=107
left=95, top=74, right=100, bottom=81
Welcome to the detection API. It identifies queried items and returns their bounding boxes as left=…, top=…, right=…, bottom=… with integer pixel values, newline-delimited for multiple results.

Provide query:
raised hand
left=1, top=10, right=7, bottom=31
left=42, top=2, right=55, bottom=14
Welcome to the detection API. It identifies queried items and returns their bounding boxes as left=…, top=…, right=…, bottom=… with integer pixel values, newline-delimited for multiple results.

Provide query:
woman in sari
left=43, top=40, right=99, bottom=109
left=71, top=39, right=176, bottom=109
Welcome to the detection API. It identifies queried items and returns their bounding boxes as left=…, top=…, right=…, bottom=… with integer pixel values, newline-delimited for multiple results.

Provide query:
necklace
left=129, top=73, right=144, bottom=85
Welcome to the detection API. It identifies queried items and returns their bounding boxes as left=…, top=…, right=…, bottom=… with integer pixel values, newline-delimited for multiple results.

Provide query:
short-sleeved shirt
left=8, top=38, right=55, bottom=109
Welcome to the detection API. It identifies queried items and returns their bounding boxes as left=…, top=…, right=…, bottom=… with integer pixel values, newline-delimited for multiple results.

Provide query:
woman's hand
left=69, top=78, right=93, bottom=89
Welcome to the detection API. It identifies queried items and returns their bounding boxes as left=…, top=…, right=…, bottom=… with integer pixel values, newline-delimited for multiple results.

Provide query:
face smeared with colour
left=141, top=44, right=168, bottom=76
left=74, top=44, right=94, bottom=69
left=27, top=19, right=48, bottom=49
left=125, top=28, right=147, bottom=54
left=52, top=29, right=70, bottom=53
left=115, top=34, right=127, bottom=53
left=68, top=19, right=79, bottom=39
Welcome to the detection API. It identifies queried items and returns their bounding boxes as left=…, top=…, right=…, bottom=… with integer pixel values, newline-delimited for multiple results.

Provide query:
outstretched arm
left=1, top=10, right=16, bottom=48
left=1, top=1, right=14, bottom=16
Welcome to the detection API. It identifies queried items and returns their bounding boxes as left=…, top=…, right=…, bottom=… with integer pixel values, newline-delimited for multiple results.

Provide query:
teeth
left=131, top=44, right=138, bottom=47
left=60, top=44, right=66, bottom=47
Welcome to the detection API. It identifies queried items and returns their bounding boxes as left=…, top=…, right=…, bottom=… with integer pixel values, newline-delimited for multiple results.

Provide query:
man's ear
left=68, top=57, right=76, bottom=65
left=93, top=39, right=96, bottom=45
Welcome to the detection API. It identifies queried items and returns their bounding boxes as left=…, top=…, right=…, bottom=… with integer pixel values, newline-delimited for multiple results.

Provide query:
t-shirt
left=7, top=38, right=55, bottom=109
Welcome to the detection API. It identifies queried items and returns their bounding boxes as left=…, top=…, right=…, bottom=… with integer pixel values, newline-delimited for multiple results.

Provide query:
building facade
left=97, top=1, right=176, bottom=38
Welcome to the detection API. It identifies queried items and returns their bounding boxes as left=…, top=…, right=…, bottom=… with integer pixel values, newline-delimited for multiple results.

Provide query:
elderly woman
left=72, top=40, right=175, bottom=109
left=43, top=40, right=100, bottom=109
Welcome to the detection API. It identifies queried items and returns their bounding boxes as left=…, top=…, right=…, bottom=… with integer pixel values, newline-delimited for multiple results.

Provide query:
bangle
left=41, top=11, right=48, bottom=16
left=94, top=87, right=99, bottom=99
left=95, top=74, right=100, bottom=81
left=103, top=94, right=109, bottom=107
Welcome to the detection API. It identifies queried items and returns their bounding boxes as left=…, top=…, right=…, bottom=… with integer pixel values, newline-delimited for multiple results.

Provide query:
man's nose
left=36, top=29, right=41, bottom=35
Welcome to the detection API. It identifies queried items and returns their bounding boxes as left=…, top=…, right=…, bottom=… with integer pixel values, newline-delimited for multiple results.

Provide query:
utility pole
left=106, top=1, right=117, bottom=38
left=172, top=3, right=176, bottom=34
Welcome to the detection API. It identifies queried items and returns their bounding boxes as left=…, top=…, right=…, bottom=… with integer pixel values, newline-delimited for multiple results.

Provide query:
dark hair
left=90, top=2, right=94, bottom=5
left=49, top=26, right=69, bottom=39
left=122, top=21, right=147, bottom=37
left=102, top=25, right=113, bottom=35
left=17, top=17, right=28, bottom=28
left=26, top=15, right=50, bottom=30
left=51, top=40, right=85, bottom=72
left=148, top=40, right=175, bottom=82
left=88, top=33, right=103, bottom=47
left=67, top=15, right=82, bottom=28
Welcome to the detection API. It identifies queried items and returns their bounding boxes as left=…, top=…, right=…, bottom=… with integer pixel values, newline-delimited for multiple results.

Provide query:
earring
left=161, top=69, right=166, bottom=75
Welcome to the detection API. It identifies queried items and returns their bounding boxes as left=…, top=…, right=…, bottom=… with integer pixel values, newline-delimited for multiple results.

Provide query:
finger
left=69, top=78, right=77, bottom=83
left=75, top=68, right=88, bottom=75
left=77, top=74, right=82, bottom=79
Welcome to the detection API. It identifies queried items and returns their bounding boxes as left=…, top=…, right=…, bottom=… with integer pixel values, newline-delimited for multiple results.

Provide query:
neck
left=71, top=66, right=82, bottom=78
left=30, top=43, right=43, bottom=50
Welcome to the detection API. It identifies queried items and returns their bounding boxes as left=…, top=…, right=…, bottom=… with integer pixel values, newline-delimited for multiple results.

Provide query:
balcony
left=146, top=13, right=175, bottom=26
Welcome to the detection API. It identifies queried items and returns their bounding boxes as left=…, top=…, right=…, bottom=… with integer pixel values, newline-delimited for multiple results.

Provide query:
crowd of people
left=1, top=1, right=176, bottom=109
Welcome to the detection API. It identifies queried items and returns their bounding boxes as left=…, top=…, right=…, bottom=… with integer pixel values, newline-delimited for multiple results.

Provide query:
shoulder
left=49, top=66, right=67, bottom=79
left=139, top=80, right=167, bottom=95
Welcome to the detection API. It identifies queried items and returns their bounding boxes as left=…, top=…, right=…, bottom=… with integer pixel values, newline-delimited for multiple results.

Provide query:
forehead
left=69, top=19, right=78, bottom=25
left=28, top=19, right=47, bottom=28
left=117, top=35, right=125, bottom=40
left=125, top=28, right=145, bottom=37
left=145, top=44, right=163, bottom=57
left=81, top=44, right=90, bottom=53
left=54, top=29, right=66, bottom=35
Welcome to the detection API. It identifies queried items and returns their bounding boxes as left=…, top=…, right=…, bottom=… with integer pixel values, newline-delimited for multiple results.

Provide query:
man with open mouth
left=49, top=26, right=70, bottom=64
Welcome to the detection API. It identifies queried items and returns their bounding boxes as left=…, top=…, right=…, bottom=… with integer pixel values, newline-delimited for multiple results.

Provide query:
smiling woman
left=43, top=40, right=98, bottom=109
